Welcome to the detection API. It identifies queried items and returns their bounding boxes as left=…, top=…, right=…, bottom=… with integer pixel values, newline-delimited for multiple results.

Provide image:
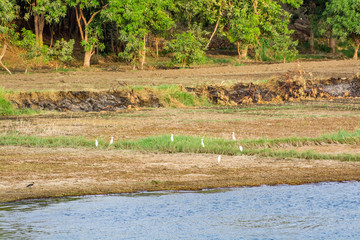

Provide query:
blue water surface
left=1, top=181, right=360, bottom=239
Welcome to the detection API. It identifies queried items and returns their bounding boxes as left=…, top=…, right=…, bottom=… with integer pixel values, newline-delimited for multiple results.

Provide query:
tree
left=47, top=38, right=75, bottom=70
left=14, top=28, right=49, bottom=73
left=66, top=0, right=108, bottom=67
left=105, top=0, right=173, bottom=69
left=0, top=0, right=17, bottom=74
left=165, top=29, right=207, bottom=68
left=323, top=0, right=360, bottom=60
left=223, top=0, right=301, bottom=62
left=173, top=0, right=226, bottom=49
left=23, top=0, right=67, bottom=46
left=226, top=2, right=260, bottom=61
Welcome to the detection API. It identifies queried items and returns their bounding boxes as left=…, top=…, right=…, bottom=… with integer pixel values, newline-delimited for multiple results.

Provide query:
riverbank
left=1, top=145, right=360, bottom=202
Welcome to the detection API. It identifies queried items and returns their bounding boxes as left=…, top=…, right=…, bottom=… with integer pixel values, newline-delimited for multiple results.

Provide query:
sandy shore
left=1, top=146, right=360, bottom=203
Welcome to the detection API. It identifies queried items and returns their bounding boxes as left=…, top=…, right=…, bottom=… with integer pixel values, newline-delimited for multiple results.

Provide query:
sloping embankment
left=5, top=76, right=360, bottom=112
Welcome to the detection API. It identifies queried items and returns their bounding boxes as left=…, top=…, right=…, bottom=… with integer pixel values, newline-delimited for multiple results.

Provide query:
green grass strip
left=1, top=130, right=360, bottom=162
left=239, top=130, right=360, bottom=148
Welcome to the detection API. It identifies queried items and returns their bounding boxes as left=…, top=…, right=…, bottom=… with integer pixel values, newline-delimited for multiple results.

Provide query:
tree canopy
left=323, top=0, right=360, bottom=59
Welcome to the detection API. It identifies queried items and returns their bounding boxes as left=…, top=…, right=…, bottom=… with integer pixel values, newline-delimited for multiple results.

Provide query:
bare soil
left=2, top=146, right=360, bottom=203
left=1, top=59, right=360, bottom=91
left=2, top=103, right=360, bottom=140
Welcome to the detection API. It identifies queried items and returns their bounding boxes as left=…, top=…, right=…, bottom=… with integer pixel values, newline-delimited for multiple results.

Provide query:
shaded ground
left=2, top=146, right=360, bottom=203
left=1, top=60, right=360, bottom=91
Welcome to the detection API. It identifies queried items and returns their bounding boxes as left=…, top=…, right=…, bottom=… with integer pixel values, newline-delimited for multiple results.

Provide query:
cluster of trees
left=1, top=0, right=360, bottom=73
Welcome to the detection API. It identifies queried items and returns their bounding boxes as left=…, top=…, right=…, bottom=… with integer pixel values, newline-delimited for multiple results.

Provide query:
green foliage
left=154, top=85, right=211, bottom=107
left=0, top=0, right=17, bottom=36
left=80, top=26, right=105, bottom=53
left=322, top=0, right=360, bottom=58
left=105, top=0, right=174, bottom=68
left=47, top=39, right=75, bottom=70
left=227, top=3, right=260, bottom=50
left=15, top=29, right=49, bottom=68
left=165, top=30, right=207, bottom=68
left=323, top=0, right=360, bottom=42
left=23, top=0, right=67, bottom=25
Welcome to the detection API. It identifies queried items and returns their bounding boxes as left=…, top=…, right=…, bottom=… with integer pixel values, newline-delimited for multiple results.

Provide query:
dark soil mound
left=6, top=76, right=360, bottom=112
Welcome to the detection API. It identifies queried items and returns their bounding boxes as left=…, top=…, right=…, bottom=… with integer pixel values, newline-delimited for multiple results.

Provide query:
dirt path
left=1, top=146, right=360, bottom=202
left=1, top=60, right=360, bottom=91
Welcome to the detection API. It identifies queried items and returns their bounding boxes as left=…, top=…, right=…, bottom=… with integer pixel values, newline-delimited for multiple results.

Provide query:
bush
left=165, top=30, right=207, bottom=68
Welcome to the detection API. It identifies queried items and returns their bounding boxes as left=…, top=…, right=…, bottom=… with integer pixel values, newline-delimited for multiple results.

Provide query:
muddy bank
left=2, top=146, right=360, bottom=202
left=6, top=76, right=360, bottom=112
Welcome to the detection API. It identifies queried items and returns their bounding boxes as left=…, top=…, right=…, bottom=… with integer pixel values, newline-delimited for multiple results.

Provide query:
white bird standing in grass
left=109, top=136, right=114, bottom=145
left=171, top=134, right=174, bottom=142
left=95, top=139, right=98, bottom=147
left=239, top=146, right=243, bottom=152
left=232, top=132, right=236, bottom=141
left=201, top=138, right=205, bottom=148
left=217, top=155, right=221, bottom=163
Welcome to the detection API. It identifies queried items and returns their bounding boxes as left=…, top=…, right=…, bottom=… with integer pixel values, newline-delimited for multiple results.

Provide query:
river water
left=1, top=182, right=360, bottom=239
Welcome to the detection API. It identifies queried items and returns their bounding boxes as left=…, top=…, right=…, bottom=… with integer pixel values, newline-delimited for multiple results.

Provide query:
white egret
left=217, top=155, right=221, bottom=163
left=232, top=132, right=236, bottom=141
left=201, top=138, right=205, bottom=148
left=171, top=134, right=174, bottom=142
left=109, top=136, right=114, bottom=145
left=239, top=146, right=243, bottom=152
left=95, top=139, right=98, bottom=147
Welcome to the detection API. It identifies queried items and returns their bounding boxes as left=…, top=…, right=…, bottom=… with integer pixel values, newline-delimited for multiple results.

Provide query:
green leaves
left=322, top=0, right=360, bottom=59
left=323, top=0, right=360, bottom=41
left=165, top=30, right=207, bottom=68
left=106, top=0, right=174, bottom=68
left=0, top=0, right=17, bottom=36
left=48, top=39, right=75, bottom=69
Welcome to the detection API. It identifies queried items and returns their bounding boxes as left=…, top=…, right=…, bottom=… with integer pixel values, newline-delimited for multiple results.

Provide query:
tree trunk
left=330, top=32, right=336, bottom=54
left=205, top=3, right=223, bottom=50
left=241, top=45, right=248, bottom=59
left=155, top=37, right=159, bottom=57
left=110, top=28, right=115, bottom=53
left=0, top=45, right=12, bottom=75
left=237, top=42, right=241, bottom=62
left=84, top=50, right=93, bottom=67
left=353, top=38, right=360, bottom=60
left=140, top=35, right=146, bottom=70
left=310, top=28, right=314, bottom=53
left=34, top=13, right=45, bottom=46
left=237, top=42, right=248, bottom=62
left=50, top=26, right=55, bottom=48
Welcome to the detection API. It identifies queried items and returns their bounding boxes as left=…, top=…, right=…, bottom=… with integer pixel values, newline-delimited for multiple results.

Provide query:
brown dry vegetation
left=1, top=60, right=360, bottom=202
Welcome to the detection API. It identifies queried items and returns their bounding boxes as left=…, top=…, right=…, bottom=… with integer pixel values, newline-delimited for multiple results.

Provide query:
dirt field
left=1, top=59, right=360, bottom=91
left=1, top=60, right=360, bottom=202
left=2, top=146, right=360, bottom=203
